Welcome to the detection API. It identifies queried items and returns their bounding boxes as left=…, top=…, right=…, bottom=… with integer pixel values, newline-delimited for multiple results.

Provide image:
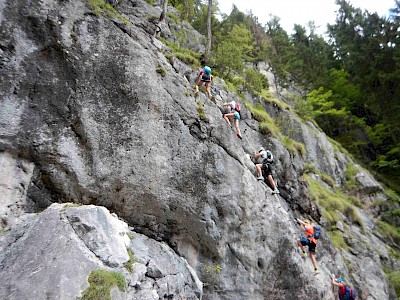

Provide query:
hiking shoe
left=300, top=251, right=307, bottom=257
left=313, top=269, right=320, bottom=274
left=257, top=176, right=264, bottom=181
left=236, top=133, right=243, bottom=139
left=272, top=188, right=280, bottom=194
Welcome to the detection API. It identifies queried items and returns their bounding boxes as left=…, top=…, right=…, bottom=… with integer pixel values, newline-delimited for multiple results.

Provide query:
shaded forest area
left=165, top=0, right=400, bottom=193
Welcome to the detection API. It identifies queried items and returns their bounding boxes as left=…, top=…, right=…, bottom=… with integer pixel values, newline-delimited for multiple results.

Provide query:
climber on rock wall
left=332, top=277, right=357, bottom=300
left=222, top=100, right=243, bottom=139
left=195, top=66, right=213, bottom=98
left=296, top=218, right=319, bottom=274
left=253, top=147, right=279, bottom=194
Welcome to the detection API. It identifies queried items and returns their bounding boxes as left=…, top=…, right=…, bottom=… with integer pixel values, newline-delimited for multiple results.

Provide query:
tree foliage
left=288, top=23, right=333, bottom=89
left=265, top=16, right=292, bottom=90
left=213, top=24, right=254, bottom=77
left=244, top=69, right=269, bottom=93
left=326, top=0, right=400, bottom=188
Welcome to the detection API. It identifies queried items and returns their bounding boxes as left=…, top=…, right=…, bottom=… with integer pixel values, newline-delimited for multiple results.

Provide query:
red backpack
left=235, top=102, right=241, bottom=112
left=339, top=285, right=357, bottom=300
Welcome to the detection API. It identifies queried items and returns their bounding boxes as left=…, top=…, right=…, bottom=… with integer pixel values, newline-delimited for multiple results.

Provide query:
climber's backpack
left=339, top=285, right=357, bottom=300
left=201, top=72, right=211, bottom=82
left=201, top=67, right=212, bottom=82
left=261, top=150, right=274, bottom=167
left=313, top=225, right=321, bottom=239
left=265, top=150, right=273, bottom=163
left=235, top=102, right=241, bottom=112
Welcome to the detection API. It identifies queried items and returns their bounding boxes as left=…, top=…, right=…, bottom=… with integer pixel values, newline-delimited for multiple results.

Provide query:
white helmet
left=258, top=147, right=265, bottom=153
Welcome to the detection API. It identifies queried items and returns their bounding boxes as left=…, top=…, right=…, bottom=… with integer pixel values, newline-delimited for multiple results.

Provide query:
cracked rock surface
left=0, top=204, right=202, bottom=300
left=0, top=0, right=398, bottom=299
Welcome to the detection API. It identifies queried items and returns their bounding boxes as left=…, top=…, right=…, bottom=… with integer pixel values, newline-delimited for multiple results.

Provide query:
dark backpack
left=265, top=150, right=273, bottom=163
left=261, top=150, right=274, bottom=167
left=313, top=226, right=321, bottom=239
left=339, top=285, right=357, bottom=300
left=201, top=72, right=211, bottom=82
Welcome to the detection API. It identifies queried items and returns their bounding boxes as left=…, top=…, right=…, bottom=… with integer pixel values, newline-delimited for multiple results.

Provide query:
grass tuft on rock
left=196, top=100, right=206, bottom=121
left=124, top=248, right=135, bottom=273
left=200, top=263, right=222, bottom=287
left=377, top=221, right=400, bottom=245
left=167, top=12, right=180, bottom=24
left=384, top=267, right=400, bottom=296
left=328, top=229, right=348, bottom=250
left=160, top=40, right=201, bottom=68
left=86, top=0, right=129, bottom=24
left=259, top=89, right=290, bottom=110
left=81, top=269, right=125, bottom=300
left=304, top=174, right=364, bottom=230
left=156, top=66, right=167, bottom=77
left=345, top=162, right=360, bottom=191
left=246, top=102, right=306, bottom=157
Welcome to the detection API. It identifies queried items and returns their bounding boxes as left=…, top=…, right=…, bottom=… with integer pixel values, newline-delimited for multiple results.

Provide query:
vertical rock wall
left=0, top=0, right=396, bottom=299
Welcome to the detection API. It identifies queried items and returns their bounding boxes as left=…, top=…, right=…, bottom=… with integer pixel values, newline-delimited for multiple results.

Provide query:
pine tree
left=214, top=24, right=254, bottom=77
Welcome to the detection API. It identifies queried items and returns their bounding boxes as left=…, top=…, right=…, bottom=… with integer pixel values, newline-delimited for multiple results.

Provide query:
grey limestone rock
left=0, top=204, right=202, bottom=300
left=0, top=0, right=397, bottom=299
left=0, top=204, right=102, bottom=300
left=355, top=167, right=383, bottom=194
left=0, top=151, right=35, bottom=231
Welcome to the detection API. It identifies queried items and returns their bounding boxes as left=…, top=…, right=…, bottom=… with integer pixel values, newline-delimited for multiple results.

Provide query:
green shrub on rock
left=81, top=269, right=125, bottom=300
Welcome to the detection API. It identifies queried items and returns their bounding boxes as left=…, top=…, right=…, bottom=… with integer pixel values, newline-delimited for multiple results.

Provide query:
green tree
left=306, top=87, right=354, bottom=140
left=215, top=6, right=269, bottom=68
left=190, top=0, right=220, bottom=38
left=169, top=0, right=199, bottom=21
left=244, top=69, right=269, bottom=93
left=265, top=16, right=293, bottom=92
left=213, top=24, right=254, bottom=77
left=288, top=23, right=333, bottom=89
left=246, top=12, right=270, bottom=68
left=327, top=0, right=400, bottom=190
left=324, top=69, right=362, bottom=112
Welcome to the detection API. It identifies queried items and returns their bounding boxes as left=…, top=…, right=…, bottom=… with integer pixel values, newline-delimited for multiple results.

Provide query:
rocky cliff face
left=0, top=0, right=398, bottom=299
left=0, top=203, right=202, bottom=299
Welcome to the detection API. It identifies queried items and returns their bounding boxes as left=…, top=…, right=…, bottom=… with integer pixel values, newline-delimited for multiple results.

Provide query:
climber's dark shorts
left=262, top=162, right=272, bottom=176
left=300, top=237, right=316, bottom=253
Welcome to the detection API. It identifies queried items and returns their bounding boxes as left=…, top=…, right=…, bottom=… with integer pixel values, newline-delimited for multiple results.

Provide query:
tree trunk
left=204, top=0, right=212, bottom=63
left=154, top=0, right=168, bottom=37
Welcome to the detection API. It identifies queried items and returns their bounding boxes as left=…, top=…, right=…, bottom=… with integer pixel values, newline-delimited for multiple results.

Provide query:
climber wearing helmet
left=195, top=66, right=213, bottom=98
left=296, top=218, right=319, bottom=274
left=223, top=100, right=242, bottom=139
left=253, top=147, right=279, bottom=194
left=331, top=278, right=357, bottom=300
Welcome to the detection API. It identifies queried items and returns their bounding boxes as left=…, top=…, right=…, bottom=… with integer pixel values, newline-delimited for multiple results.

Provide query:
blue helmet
left=203, top=66, right=211, bottom=74
left=337, top=278, right=344, bottom=283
